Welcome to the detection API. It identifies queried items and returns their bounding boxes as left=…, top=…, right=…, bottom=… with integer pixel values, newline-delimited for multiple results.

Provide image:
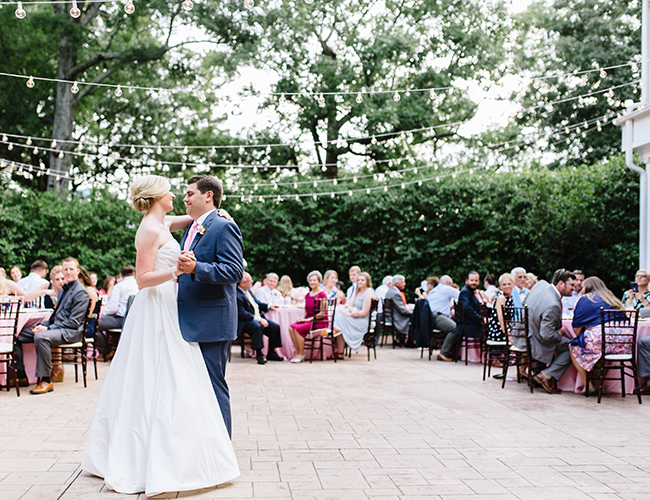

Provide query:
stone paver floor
left=1, top=346, right=650, bottom=500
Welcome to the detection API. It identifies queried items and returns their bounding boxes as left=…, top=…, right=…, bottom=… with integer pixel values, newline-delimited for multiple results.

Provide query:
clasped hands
left=177, top=250, right=196, bottom=275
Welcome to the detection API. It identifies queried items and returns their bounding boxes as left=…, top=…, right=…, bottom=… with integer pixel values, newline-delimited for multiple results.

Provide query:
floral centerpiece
left=290, top=286, right=309, bottom=307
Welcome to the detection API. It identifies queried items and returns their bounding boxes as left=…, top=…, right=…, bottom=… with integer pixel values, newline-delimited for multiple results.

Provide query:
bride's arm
left=135, top=227, right=177, bottom=289
left=165, top=215, right=193, bottom=232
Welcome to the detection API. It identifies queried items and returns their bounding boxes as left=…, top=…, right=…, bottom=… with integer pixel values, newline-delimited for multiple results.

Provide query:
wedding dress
left=82, top=239, right=239, bottom=497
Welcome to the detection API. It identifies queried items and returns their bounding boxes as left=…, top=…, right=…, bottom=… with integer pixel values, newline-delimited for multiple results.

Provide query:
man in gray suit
left=16, top=257, right=90, bottom=395
left=525, top=269, right=576, bottom=394
left=384, top=275, right=413, bottom=345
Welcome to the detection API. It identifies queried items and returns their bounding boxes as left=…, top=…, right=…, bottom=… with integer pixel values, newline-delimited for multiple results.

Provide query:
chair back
left=0, top=298, right=22, bottom=346
left=382, top=298, right=394, bottom=326
left=23, top=295, right=43, bottom=309
left=479, top=303, right=491, bottom=337
left=502, top=305, right=528, bottom=345
left=311, top=297, right=337, bottom=333
left=453, top=300, right=465, bottom=333
left=365, top=299, right=379, bottom=339
left=600, top=308, right=638, bottom=358
left=124, top=294, right=136, bottom=319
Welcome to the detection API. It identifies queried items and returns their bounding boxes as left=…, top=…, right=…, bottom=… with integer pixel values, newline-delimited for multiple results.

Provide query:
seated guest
left=346, top=266, right=361, bottom=300
left=622, top=269, right=650, bottom=310
left=99, top=276, right=115, bottom=297
left=569, top=276, right=627, bottom=394
left=255, top=273, right=283, bottom=305
left=384, top=275, right=413, bottom=345
left=17, top=260, right=49, bottom=293
left=487, top=273, right=515, bottom=343
left=0, top=268, right=53, bottom=304
left=415, top=277, right=439, bottom=300
left=79, top=268, right=100, bottom=332
left=483, top=274, right=498, bottom=304
left=9, top=265, right=22, bottom=283
left=334, top=272, right=377, bottom=355
left=251, top=275, right=266, bottom=295
left=15, top=257, right=90, bottom=394
left=288, top=271, right=328, bottom=363
left=323, top=270, right=345, bottom=302
left=277, top=275, right=294, bottom=298
left=511, top=267, right=528, bottom=306
left=428, top=276, right=459, bottom=361
left=375, top=275, right=393, bottom=306
left=437, top=271, right=483, bottom=362
left=527, top=269, right=576, bottom=394
left=43, top=266, right=64, bottom=309
left=89, top=272, right=99, bottom=291
left=525, top=272, right=538, bottom=290
left=237, top=272, right=283, bottom=364
left=96, top=265, right=139, bottom=357
left=562, top=269, right=584, bottom=315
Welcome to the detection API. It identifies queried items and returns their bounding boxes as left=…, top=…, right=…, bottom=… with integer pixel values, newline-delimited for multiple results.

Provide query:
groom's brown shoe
left=30, top=381, right=54, bottom=395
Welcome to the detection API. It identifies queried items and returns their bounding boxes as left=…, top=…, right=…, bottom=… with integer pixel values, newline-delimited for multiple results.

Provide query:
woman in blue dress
left=334, top=272, right=376, bottom=353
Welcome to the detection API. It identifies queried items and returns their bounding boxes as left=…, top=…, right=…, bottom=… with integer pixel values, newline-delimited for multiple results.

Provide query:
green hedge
left=0, top=157, right=640, bottom=297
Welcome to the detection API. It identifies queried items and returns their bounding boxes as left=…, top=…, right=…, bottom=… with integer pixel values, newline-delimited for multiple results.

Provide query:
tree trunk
left=48, top=34, right=78, bottom=193
left=324, top=146, right=338, bottom=179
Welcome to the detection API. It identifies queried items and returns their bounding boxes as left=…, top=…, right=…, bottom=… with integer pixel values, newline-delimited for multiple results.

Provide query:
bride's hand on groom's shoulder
left=218, top=209, right=234, bottom=222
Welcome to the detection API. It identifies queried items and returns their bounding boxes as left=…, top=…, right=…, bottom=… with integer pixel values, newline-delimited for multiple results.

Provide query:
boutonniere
left=196, top=224, right=207, bottom=235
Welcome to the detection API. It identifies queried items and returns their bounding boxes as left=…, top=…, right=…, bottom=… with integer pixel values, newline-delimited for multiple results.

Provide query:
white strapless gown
left=82, top=240, right=240, bottom=497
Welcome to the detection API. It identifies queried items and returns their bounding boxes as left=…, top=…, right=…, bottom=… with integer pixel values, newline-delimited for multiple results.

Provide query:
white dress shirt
left=17, top=272, right=49, bottom=293
left=255, top=285, right=282, bottom=306
left=103, top=275, right=139, bottom=317
left=427, top=283, right=460, bottom=317
left=375, top=284, right=390, bottom=313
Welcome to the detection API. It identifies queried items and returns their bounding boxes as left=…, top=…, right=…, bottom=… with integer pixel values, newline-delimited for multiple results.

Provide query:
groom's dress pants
left=199, top=341, right=233, bottom=438
left=241, top=319, right=282, bottom=353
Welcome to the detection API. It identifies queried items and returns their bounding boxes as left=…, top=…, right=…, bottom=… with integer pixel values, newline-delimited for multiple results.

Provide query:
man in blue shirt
left=427, top=275, right=460, bottom=362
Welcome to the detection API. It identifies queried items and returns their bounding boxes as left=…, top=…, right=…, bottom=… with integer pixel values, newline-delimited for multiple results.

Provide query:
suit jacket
left=42, top=279, right=90, bottom=343
left=384, top=286, right=412, bottom=335
left=236, top=287, right=270, bottom=337
left=177, top=210, right=245, bottom=343
left=524, top=279, right=567, bottom=364
left=409, top=298, right=434, bottom=347
left=455, top=285, right=483, bottom=338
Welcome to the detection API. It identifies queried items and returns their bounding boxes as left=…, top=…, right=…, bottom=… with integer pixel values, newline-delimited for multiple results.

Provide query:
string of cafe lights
left=0, top=111, right=618, bottom=195
left=0, top=79, right=639, bottom=161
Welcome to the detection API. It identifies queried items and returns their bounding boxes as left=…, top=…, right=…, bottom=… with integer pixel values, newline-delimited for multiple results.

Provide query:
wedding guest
left=277, top=275, right=294, bottom=298
left=483, top=274, right=498, bottom=303
left=115, top=273, right=123, bottom=284
left=334, top=272, right=377, bottom=354
left=437, top=272, right=482, bottom=362
left=288, top=271, right=329, bottom=363
left=528, top=269, right=576, bottom=394
left=415, top=277, right=439, bottom=300
left=89, top=272, right=99, bottom=291
left=323, top=270, right=345, bottom=302
left=251, top=276, right=266, bottom=295
left=10, top=265, right=22, bottom=283
left=99, top=276, right=115, bottom=297
left=17, top=260, right=49, bottom=293
left=0, top=269, right=53, bottom=304
left=15, top=257, right=90, bottom=394
left=562, top=269, right=584, bottom=314
left=43, top=266, right=64, bottom=309
left=79, top=267, right=100, bottom=332
left=346, top=265, right=361, bottom=299
left=428, top=275, right=459, bottom=323
left=569, top=277, right=626, bottom=395
left=255, top=273, right=283, bottom=306
left=236, top=272, right=283, bottom=364
left=487, top=273, right=515, bottom=343
left=0, top=267, right=5, bottom=279
left=96, top=265, right=138, bottom=356
left=525, top=272, right=538, bottom=290
left=622, top=269, right=650, bottom=310
left=511, top=267, right=528, bottom=307
left=384, top=275, right=413, bottom=345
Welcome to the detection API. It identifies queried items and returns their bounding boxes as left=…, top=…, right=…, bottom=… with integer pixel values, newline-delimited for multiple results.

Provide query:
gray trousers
left=96, top=314, right=124, bottom=350
left=437, top=315, right=459, bottom=357
left=542, top=342, right=573, bottom=381
left=638, top=336, right=650, bottom=379
left=17, top=327, right=73, bottom=378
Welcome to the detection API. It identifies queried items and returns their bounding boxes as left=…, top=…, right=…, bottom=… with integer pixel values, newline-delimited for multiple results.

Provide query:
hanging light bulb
left=244, top=0, right=254, bottom=8
left=597, top=125, right=602, bottom=132
left=71, top=81, right=79, bottom=94
left=198, top=90, right=206, bottom=102
left=330, top=192, right=335, bottom=198
left=348, top=190, right=353, bottom=196
left=58, top=151, right=64, bottom=158
left=157, top=147, right=162, bottom=155
left=436, top=177, right=440, bottom=183
left=182, top=0, right=193, bottom=11
left=632, top=62, right=639, bottom=73
left=26, top=76, right=35, bottom=88
left=353, top=177, right=357, bottom=183
left=600, top=68, right=607, bottom=78
left=1, top=134, right=7, bottom=142
left=51, top=140, right=57, bottom=148
left=578, top=96, right=584, bottom=105
left=401, top=183, right=406, bottom=189
left=15, top=2, right=26, bottom=19
left=393, top=91, right=400, bottom=102
left=383, top=186, right=388, bottom=192
left=158, top=88, right=165, bottom=99
left=7, top=143, right=13, bottom=151
left=317, top=95, right=326, bottom=107
left=312, top=194, right=317, bottom=201
left=130, top=146, right=136, bottom=154
left=70, top=0, right=81, bottom=18
left=211, top=147, right=216, bottom=155
left=265, top=145, right=271, bottom=154
left=279, top=94, right=286, bottom=104
left=313, top=181, right=317, bottom=188
left=182, top=146, right=189, bottom=154
left=238, top=146, right=244, bottom=155
left=26, top=137, right=32, bottom=145
left=333, top=179, right=338, bottom=186
left=418, top=180, right=422, bottom=187
left=33, top=147, right=38, bottom=154
left=564, top=127, right=570, bottom=134
left=356, top=93, right=363, bottom=104
left=114, top=85, right=123, bottom=97
left=306, top=0, right=314, bottom=3
left=429, top=89, right=436, bottom=99
left=371, top=136, right=377, bottom=145
left=253, top=166, right=258, bottom=173
left=576, top=127, right=581, bottom=134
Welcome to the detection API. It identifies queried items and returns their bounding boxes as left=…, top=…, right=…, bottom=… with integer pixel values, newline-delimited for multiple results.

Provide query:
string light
left=393, top=92, right=400, bottom=102
left=244, top=0, right=254, bottom=7
left=114, top=85, right=122, bottom=97
left=71, top=81, right=79, bottom=94
left=124, top=0, right=134, bottom=13
left=182, top=0, right=193, bottom=11
left=15, top=1, right=25, bottom=18
left=26, top=76, right=34, bottom=88
left=70, top=0, right=81, bottom=17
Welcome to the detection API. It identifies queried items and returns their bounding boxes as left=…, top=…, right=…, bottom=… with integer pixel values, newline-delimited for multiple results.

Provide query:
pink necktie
left=183, top=221, right=198, bottom=252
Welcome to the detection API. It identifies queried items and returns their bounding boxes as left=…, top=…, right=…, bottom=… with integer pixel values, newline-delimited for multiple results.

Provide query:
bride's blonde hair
left=131, top=175, right=170, bottom=212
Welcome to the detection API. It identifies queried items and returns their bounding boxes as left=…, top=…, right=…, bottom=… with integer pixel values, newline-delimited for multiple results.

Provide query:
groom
left=177, top=175, right=244, bottom=438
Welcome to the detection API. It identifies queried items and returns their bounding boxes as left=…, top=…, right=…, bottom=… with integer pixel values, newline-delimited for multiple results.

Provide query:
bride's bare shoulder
left=135, top=218, right=165, bottom=250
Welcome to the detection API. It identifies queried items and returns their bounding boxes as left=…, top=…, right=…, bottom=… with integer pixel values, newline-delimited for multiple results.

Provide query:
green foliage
left=225, top=156, right=639, bottom=297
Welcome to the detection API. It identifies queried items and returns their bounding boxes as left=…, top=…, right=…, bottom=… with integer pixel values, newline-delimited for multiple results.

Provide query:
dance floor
left=1, top=345, right=650, bottom=499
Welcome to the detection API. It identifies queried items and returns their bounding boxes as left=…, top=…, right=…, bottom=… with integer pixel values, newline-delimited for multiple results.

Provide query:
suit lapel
left=190, top=210, right=218, bottom=252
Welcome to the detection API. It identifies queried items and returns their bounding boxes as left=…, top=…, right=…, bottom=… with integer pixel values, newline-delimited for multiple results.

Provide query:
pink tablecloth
left=264, top=307, right=334, bottom=361
left=0, top=309, right=52, bottom=385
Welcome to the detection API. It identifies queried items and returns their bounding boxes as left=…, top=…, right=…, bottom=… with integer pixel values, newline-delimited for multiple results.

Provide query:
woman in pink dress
left=288, top=271, right=328, bottom=363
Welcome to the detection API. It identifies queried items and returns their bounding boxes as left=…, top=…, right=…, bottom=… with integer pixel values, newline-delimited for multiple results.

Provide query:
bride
left=82, top=176, right=239, bottom=497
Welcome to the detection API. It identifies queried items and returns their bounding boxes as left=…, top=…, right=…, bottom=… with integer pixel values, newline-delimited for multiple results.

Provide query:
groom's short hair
left=187, top=175, right=223, bottom=208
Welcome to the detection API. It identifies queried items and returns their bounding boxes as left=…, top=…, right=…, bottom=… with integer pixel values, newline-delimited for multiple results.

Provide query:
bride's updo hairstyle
left=131, top=175, right=170, bottom=212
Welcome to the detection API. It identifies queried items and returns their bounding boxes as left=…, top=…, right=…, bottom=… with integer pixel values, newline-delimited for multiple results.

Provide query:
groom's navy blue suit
left=177, top=210, right=244, bottom=438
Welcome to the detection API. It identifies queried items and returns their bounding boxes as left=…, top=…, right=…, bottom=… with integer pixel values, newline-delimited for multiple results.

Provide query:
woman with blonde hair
left=334, top=272, right=377, bottom=354
left=83, top=175, right=239, bottom=496
left=322, top=270, right=345, bottom=302
left=525, top=273, right=538, bottom=290
left=276, top=275, right=293, bottom=297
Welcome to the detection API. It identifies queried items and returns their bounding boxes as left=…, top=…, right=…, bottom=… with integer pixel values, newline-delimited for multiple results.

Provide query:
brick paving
left=1, top=347, right=650, bottom=500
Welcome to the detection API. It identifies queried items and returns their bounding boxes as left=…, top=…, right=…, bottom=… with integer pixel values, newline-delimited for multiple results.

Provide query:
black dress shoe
left=267, top=352, right=284, bottom=362
left=256, top=353, right=267, bottom=365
